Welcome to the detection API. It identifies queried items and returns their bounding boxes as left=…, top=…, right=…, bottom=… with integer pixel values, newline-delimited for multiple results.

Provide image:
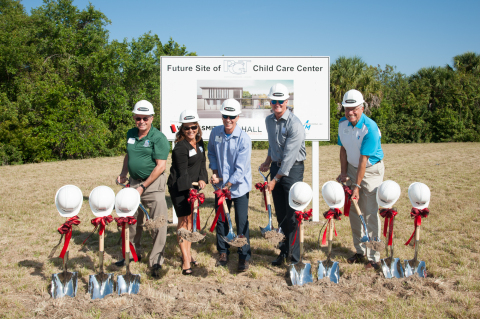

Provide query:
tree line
left=1, top=0, right=479, bottom=165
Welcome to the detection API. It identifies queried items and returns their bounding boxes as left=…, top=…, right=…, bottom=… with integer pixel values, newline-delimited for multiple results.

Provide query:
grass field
left=0, top=143, right=479, bottom=318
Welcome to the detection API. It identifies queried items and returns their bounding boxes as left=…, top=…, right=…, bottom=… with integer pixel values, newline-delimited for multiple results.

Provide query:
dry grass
left=0, top=143, right=480, bottom=318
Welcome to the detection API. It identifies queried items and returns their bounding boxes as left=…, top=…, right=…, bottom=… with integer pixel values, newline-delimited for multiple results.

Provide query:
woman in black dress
left=167, top=110, right=207, bottom=275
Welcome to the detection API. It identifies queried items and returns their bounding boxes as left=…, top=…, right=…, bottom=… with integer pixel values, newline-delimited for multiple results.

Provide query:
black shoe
left=182, top=268, right=193, bottom=275
left=347, top=253, right=366, bottom=264
left=115, top=256, right=141, bottom=267
left=151, top=264, right=162, bottom=278
left=365, top=260, right=381, bottom=271
left=238, top=259, right=249, bottom=272
left=271, top=254, right=286, bottom=267
left=216, top=253, right=228, bottom=267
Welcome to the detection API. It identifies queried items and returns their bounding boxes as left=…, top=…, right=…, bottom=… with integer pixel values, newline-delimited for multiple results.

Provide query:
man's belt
left=272, top=161, right=304, bottom=167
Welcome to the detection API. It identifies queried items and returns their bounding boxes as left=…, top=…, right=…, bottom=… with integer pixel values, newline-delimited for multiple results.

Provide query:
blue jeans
left=215, top=192, right=251, bottom=261
left=270, top=162, right=304, bottom=263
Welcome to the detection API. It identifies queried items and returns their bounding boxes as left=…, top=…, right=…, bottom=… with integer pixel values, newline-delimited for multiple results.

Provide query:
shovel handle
left=328, top=219, right=334, bottom=241
left=99, top=231, right=104, bottom=252
left=124, top=226, right=130, bottom=254
left=352, top=200, right=363, bottom=217
left=192, top=182, right=199, bottom=186
left=265, top=187, right=271, bottom=206
left=416, top=225, right=421, bottom=241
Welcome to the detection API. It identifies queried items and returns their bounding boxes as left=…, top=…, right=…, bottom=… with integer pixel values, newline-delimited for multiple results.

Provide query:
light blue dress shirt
left=208, top=125, right=252, bottom=198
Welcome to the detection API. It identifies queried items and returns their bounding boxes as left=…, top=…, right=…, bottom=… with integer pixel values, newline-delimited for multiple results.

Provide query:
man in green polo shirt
left=116, top=100, right=170, bottom=277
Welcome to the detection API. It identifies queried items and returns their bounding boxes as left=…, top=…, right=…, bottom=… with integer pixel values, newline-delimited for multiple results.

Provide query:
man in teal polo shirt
left=117, top=100, right=170, bottom=277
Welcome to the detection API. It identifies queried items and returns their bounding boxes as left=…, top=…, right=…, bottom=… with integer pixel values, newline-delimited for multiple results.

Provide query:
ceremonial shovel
left=51, top=234, right=78, bottom=299
left=288, top=220, right=313, bottom=286
left=317, top=219, right=340, bottom=283
left=351, top=200, right=370, bottom=243
left=88, top=230, right=115, bottom=299
left=404, top=225, right=426, bottom=278
left=178, top=182, right=206, bottom=242
left=380, top=214, right=404, bottom=279
left=258, top=169, right=273, bottom=235
left=117, top=225, right=141, bottom=294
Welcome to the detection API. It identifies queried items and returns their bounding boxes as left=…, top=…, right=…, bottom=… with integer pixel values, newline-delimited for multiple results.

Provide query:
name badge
left=128, top=138, right=135, bottom=144
left=215, top=136, right=222, bottom=143
left=343, top=128, right=349, bottom=134
left=198, top=146, right=204, bottom=153
left=189, top=149, right=197, bottom=157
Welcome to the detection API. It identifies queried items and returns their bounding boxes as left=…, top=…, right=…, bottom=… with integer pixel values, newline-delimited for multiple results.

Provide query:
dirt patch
left=224, top=235, right=248, bottom=247
left=177, top=228, right=206, bottom=243
left=144, top=215, right=166, bottom=233
left=263, top=230, right=285, bottom=245
left=364, top=241, right=384, bottom=252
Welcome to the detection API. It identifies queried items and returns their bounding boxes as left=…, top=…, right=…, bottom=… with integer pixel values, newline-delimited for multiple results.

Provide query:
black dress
left=167, top=139, right=208, bottom=217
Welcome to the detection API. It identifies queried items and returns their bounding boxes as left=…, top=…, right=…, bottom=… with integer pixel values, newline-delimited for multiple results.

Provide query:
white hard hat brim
left=115, top=188, right=140, bottom=217
left=89, top=186, right=115, bottom=217
left=55, top=185, right=83, bottom=217
left=376, top=190, right=398, bottom=208
left=408, top=182, right=430, bottom=209
left=288, top=182, right=313, bottom=211
left=267, top=94, right=290, bottom=100
left=322, top=181, right=345, bottom=209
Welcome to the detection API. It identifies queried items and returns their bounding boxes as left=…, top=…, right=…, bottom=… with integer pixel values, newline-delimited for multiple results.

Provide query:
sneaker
left=151, top=264, right=162, bottom=277
left=216, top=253, right=228, bottom=267
left=347, top=253, right=366, bottom=264
left=238, top=259, right=249, bottom=272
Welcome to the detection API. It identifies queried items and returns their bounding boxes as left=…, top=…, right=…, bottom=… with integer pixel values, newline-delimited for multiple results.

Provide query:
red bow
left=404, top=208, right=429, bottom=246
left=188, top=189, right=205, bottom=230
left=321, top=208, right=342, bottom=246
left=91, top=215, right=113, bottom=236
left=210, top=188, right=232, bottom=232
left=379, top=208, right=398, bottom=246
left=114, top=217, right=138, bottom=262
left=343, top=185, right=353, bottom=217
left=57, top=216, right=81, bottom=259
left=255, top=182, right=268, bottom=210
left=292, top=209, right=313, bottom=246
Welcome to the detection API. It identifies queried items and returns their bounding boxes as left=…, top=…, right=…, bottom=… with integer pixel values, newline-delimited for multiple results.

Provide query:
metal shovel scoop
left=88, top=230, right=115, bottom=299
left=51, top=238, right=78, bottom=299
left=289, top=221, right=313, bottom=286
left=404, top=225, right=426, bottom=278
left=318, top=219, right=340, bottom=283
left=380, top=215, right=404, bottom=279
left=213, top=181, right=247, bottom=248
left=117, top=226, right=140, bottom=294
left=258, top=169, right=273, bottom=235
left=178, top=182, right=206, bottom=242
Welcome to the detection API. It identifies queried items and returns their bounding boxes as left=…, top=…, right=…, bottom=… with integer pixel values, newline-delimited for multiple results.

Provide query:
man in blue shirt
left=208, top=99, right=252, bottom=272
left=336, top=89, right=385, bottom=270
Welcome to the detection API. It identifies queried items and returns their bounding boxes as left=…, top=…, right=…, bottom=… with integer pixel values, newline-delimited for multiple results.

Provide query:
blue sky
left=24, top=0, right=480, bottom=76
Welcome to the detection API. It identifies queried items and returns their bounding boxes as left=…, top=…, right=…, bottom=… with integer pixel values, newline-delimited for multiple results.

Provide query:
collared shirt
left=337, top=113, right=384, bottom=168
left=126, top=126, right=170, bottom=180
left=265, top=109, right=306, bottom=176
left=208, top=125, right=252, bottom=198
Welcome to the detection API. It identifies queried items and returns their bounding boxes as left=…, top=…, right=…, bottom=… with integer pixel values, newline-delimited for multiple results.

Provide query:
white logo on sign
left=224, top=60, right=250, bottom=75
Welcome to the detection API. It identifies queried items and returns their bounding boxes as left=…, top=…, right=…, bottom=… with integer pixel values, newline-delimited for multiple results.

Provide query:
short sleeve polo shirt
left=126, top=126, right=170, bottom=180
left=337, top=113, right=383, bottom=168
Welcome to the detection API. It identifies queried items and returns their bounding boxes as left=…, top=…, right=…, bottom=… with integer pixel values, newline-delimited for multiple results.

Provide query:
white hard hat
left=289, top=182, right=313, bottom=211
left=55, top=185, right=83, bottom=217
left=89, top=186, right=115, bottom=217
left=179, top=109, right=199, bottom=123
left=322, top=181, right=345, bottom=209
left=408, top=182, right=430, bottom=209
left=114, top=188, right=140, bottom=217
left=220, top=99, right=241, bottom=116
left=267, top=83, right=290, bottom=100
left=132, top=100, right=154, bottom=115
left=376, top=180, right=401, bottom=208
left=342, top=89, right=365, bottom=107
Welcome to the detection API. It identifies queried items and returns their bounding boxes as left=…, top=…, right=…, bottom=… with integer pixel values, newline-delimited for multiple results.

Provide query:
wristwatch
left=274, top=176, right=281, bottom=183
left=140, top=184, right=146, bottom=191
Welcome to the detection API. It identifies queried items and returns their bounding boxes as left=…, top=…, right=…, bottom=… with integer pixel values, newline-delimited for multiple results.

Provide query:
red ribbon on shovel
left=321, top=208, right=342, bottom=246
left=188, top=189, right=205, bottom=230
left=210, top=188, right=231, bottom=232
left=343, top=185, right=353, bottom=217
left=404, top=208, right=429, bottom=247
left=255, top=182, right=268, bottom=210
left=115, top=217, right=138, bottom=262
left=379, top=208, right=398, bottom=246
left=292, top=209, right=313, bottom=246
left=57, top=216, right=81, bottom=259
left=91, top=215, right=114, bottom=236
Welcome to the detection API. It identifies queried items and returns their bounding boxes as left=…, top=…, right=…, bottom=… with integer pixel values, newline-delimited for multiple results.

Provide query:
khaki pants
left=129, top=174, right=168, bottom=267
left=347, top=161, right=384, bottom=262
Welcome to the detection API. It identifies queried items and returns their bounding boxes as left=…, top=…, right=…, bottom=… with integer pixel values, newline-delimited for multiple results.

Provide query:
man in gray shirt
left=259, top=83, right=307, bottom=266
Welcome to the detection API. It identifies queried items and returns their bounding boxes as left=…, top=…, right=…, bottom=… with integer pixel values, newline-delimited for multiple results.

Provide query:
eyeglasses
left=271, top=100, right=285, bottom=105
left=135, top=116, right=151, bottom=122
left=222, top=115, right=237, bottom=120
left=183, top=125, right=198, bottom=131
left=344, top=106, right=362, bottom=113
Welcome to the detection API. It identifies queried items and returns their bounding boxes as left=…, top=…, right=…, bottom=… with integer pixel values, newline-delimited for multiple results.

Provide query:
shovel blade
left=317, top=260, right=339, bottom=284
left=51, top=271, right=78, bottom=299
left=259, top=224, right=273, bottom=235
left=391, top=258, right=405, bottom=278
left=288, top=262, right=313, bottom=286
left=117, top=274, right=141, bottom=295
left=404, top=259, right=426, bottom=278
left=381, top=257, right=393, bottom=279
left=88, top=273, right=115, bottom=299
